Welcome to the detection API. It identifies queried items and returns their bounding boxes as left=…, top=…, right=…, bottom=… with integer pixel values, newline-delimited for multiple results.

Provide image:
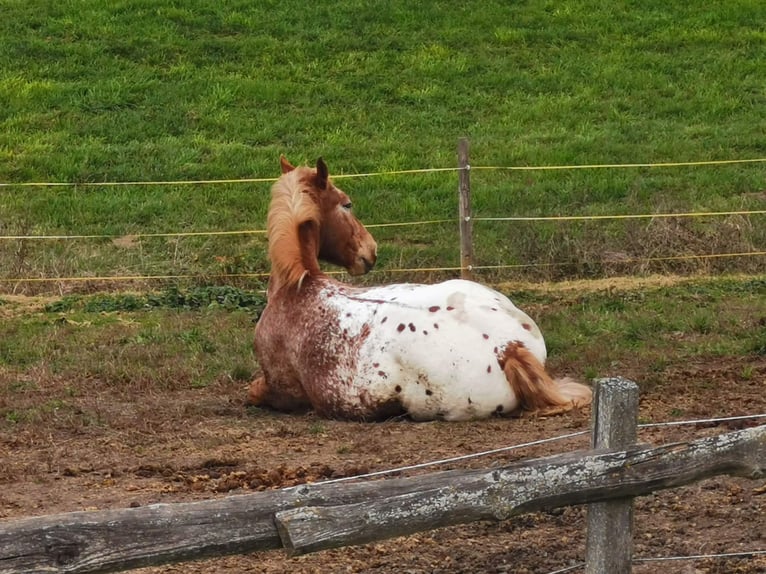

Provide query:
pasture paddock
left=1, top=276, right=765, bottom=573
left=1, top=355, right=765, bottom=573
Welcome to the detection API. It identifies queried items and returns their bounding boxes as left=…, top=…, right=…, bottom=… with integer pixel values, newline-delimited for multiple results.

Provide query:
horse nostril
left=362, top=257, right=375, bottom=273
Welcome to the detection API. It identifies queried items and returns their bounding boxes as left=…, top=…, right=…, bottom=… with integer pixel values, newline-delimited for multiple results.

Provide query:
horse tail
left=500, top=342, right=592, bottom=415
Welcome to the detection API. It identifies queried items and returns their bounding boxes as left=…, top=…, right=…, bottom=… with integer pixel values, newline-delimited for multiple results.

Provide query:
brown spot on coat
left=408, top=323, right=416, bottom=332
left=425, top=389, right=433, bottom=396
left=395, top=385, right=402, bottom=393
left=487, top=365, right=492, bottom=373
left=397, top=323, right=405, bottom=332
left=378, top=371, right=387, bottom=378
left=446, top=306, right=455, bottom=311
left=381, top=316, right=388, bottom=324
left=428, top=305, right=440, bottom=312
left=482, top=333, right=489, bottom=339
left=522, top=323, right=532, bottom=331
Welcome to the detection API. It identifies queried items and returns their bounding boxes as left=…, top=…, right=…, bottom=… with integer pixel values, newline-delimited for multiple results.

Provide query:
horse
left=248, top=157, right=592, bottom=421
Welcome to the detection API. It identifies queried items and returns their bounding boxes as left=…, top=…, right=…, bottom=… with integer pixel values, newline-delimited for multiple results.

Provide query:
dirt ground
left=1, top=348, right=765, bottom=574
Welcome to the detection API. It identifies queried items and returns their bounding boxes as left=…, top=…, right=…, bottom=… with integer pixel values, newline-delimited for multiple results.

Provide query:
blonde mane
left=267, top=167, right=322, bottom=290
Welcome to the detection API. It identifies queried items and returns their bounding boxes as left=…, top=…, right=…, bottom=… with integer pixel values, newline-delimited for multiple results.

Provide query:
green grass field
left=1, top=1, right=765, bottom=292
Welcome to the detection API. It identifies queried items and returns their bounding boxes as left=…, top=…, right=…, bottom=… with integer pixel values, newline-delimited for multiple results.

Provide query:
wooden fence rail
left=1, top=379, right=764, bottom=574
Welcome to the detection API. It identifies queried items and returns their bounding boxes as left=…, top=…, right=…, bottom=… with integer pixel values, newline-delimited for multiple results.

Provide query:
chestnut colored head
left=267, top=156, right=377, bottom=288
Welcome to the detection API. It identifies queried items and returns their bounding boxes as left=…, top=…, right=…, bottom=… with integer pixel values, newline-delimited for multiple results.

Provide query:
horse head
left=268, top=157, right=377, bottom=289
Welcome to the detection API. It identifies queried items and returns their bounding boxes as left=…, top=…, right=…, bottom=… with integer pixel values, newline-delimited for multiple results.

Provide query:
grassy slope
left=1, top=1, right=765, bottom=289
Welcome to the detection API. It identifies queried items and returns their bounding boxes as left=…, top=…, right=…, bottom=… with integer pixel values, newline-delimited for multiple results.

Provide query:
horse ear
left=316, top=157, right=329, bottom=188
left=280, top=155, right=295, bottom=174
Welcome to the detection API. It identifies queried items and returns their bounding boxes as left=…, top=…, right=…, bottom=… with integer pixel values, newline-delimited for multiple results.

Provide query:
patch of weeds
left=307, top=422, right=326, bottom=435
left=583, top=366, right=599, bottom=380
left=147, top=285, right=266, bottom=311
left=597, top=296, right=628, bottom=313
left=179, top=328, right=217, bottom=353
left=4, top=410, right=23, bottom=424
left=41, top=399, right=66, bottom=413
left=131, top=327, right=167, bottom=345
left=45, top=286, right=266, bottom=314
left=648, top=356, right=670, bottom=373
left=688, top=312, right=715, bottom=335
left=336, top=445, right=352, bottom=455
left=624, top=320, right=649, bottom=344
left=702, top=340, right=741, bottom=357
left=0, top=320, right=49, bottom=366
left=85, top=294, right=147, bottom=313
left=46, top=293, right=146, bottom=313
left=44, top=295, right=83, bottom=313
left=749, top=326, right=766, bottom=356
left=7, top=380, right=38, bottom=392
left=229, top=365, right=253, bottom=382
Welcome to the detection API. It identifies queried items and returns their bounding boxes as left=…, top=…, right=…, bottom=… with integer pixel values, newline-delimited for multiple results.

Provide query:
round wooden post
left=457, top=138, right=473, bottom=280
left=585, top=377, right=639, bottom=574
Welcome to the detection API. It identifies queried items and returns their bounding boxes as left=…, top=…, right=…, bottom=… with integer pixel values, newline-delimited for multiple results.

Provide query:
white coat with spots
left=325, top=279, right=549, bottom=420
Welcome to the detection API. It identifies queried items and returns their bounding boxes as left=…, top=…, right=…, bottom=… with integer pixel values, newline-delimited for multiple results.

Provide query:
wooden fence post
left=585, top=377, right=639, bottom=573
left=457, top=137, right=473, bottom=280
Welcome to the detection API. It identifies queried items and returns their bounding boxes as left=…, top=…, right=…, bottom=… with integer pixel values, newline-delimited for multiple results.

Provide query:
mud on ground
left=1, top=351, right=765, bottom=574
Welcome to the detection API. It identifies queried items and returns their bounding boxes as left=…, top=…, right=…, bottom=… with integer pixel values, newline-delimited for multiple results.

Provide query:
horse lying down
left=248, top=157, right=592, bottom=421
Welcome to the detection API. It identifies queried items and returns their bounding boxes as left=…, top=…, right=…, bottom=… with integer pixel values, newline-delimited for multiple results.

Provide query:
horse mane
left=267, top=167, right=322, bottom=290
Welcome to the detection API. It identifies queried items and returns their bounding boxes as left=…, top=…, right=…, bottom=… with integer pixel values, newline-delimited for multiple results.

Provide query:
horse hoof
left=246, top=376, right=267, bottom=406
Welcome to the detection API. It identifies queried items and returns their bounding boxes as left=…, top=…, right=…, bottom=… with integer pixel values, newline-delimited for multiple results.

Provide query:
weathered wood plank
left=0, top=479, right=444, bottom=574
left=1, top=424, right=763, bottom=572
left=585, top=377, right=639, bottom=574
left=275, top=424, right=765, bottom=556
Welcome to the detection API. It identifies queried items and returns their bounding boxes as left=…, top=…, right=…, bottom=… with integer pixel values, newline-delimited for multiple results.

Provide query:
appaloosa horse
left=248, top=157, right=592, bottom=421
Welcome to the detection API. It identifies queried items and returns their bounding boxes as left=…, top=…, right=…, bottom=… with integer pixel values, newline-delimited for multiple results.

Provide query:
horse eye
left=342, top=202, right=353, bottom=210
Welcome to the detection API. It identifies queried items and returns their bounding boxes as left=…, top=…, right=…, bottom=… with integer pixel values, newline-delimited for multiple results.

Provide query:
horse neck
left=268, top=219, right=323, bottom=293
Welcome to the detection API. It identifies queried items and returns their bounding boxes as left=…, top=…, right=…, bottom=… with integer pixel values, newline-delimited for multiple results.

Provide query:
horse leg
left=246, top=371, right=313, bottom=413
left=500, top=342, right=592, bottom=416
left=246, top=375, right=269, bottom=406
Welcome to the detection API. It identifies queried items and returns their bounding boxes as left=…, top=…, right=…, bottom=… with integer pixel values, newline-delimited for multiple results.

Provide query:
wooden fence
left=1, top=378, right=764, bottom=574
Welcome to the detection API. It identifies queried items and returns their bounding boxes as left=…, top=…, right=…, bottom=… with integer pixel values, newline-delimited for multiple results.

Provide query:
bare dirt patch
left=2, top=364, right=764, bottom=573
left=1, top=283, right=765, bottom=573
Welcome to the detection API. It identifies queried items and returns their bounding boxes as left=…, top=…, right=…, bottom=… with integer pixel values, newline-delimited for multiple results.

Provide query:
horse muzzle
left=348, top=253, right=376, bottom=276
left=348, top=236, right=377, bottom=276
